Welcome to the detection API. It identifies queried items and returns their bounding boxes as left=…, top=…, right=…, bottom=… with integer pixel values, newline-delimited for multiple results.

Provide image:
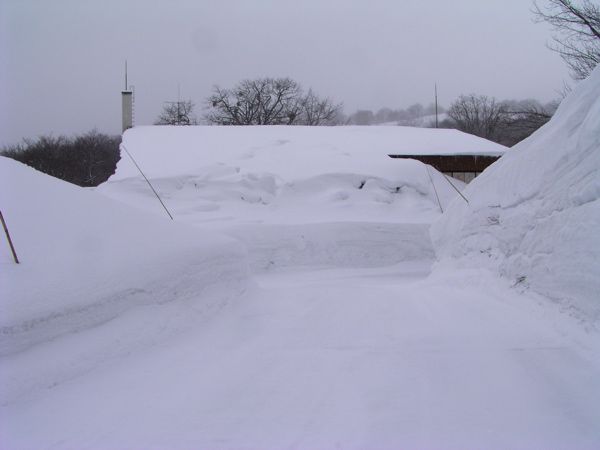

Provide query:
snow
left=431, top=66, right=600, bottom=322
left=110, top=125, right=505, bottom=181
left=0, top=157, right=249, bottom=357
left=2, top=107, right=599, bottom=449
left=98, top=125, right=490, bottom=230
left=2, top=265, right=600, bottom=449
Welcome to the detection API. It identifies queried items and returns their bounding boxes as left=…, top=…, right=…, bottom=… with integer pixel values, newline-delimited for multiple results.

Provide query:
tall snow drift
left=431, top=67, right=600, bottom=320
left=0, top=157, right=249, bottom=356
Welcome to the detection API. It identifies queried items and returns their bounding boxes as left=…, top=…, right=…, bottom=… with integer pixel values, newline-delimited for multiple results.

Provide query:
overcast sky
left=0, top=0, right=572, bottom=145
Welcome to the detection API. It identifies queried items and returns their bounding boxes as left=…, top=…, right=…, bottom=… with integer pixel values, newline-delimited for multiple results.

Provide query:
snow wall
left=431, top=67, right=600, bottom=321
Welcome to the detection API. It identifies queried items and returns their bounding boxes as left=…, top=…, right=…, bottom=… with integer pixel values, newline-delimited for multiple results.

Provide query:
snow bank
left=0, top=157, right=249, bottom=356
left=431, top=67, right=600, bottom=321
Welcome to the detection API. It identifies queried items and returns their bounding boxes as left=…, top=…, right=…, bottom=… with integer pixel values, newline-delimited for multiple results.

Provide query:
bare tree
left=533, top=0, right=600, bottom=79
left=497, top=100, right=556, bottom=146
left=298, top=89, right=342, bottom=125
left=155, top=100, right=197, bottom=125
left=447, top=94, right=507, bottom=140
left=205, top=78, right=342, bottom=126
left=205, top=78, right=303, bottom=125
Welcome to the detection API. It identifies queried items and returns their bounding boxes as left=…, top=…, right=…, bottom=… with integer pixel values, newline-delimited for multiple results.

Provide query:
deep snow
left=432, top=66, right=600, bottom=322
left=98, top=125, right=500, bottom=227
left=0, top=157, right=249, bottom=357
left=2, top=265, right=600, bottom=449
left=1, top=89, right=599, bottom=449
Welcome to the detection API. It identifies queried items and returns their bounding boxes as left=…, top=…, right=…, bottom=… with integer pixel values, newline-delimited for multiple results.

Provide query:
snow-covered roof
left=111, top=125, right=506, bottom=181
left=100, top=125, right=495, bottom=227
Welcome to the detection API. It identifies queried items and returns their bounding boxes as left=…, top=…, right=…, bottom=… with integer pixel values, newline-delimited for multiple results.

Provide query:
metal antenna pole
left=0, top=210, right=19, bottom=264
left=121, top=144, right=174, bottom=220
left=435, top=83, right=439, bottom=129
left=125, top=60, right=128, bottom=90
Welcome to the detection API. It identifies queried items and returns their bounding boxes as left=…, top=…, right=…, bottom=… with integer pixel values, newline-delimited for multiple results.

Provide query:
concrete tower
left=122, top=62, right=133, bottom=132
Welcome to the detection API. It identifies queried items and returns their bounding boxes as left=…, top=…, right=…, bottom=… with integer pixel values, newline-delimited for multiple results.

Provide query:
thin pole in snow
left=425, top=165, right=443, bottom=213
left=440, top=172, right=470, bottom=204
left=121, top=144, right=174, bottom=220
left=0, top=210, right=20, bottom=264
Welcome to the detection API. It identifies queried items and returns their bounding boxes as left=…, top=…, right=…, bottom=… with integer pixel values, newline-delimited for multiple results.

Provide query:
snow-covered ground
left=1, top=74, right=599, bottom=448
left=3, top=263, right=599, bottom=449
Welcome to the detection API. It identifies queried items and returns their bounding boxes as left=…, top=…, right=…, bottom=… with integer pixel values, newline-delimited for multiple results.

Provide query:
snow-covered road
left=2, top=262, right=599, bottom=449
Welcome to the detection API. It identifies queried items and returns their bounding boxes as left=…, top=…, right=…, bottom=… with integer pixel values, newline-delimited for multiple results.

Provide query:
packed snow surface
left=3, top=265, right=600, bottom=449
left=432, top=66, right=600, bottom=322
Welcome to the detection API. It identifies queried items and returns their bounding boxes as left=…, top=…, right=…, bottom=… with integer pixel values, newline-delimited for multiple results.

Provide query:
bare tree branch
left=533, top=0, right=600, bottom=79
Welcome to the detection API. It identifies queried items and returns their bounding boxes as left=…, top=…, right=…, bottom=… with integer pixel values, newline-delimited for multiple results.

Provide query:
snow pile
left=432, top=67, right=600, bottom=320
left=0, top=157, right=249, bottom=356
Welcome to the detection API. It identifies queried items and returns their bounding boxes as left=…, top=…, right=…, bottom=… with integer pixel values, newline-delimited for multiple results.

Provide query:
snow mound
left=0, top=157, right=249, bottom=356
left=99, top=126, right=500, bottom=227
left=431, top=67, right=600, bottom=321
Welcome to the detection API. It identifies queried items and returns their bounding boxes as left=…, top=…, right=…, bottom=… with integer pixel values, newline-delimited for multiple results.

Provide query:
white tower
left=122, top=61, right=133, bottom=132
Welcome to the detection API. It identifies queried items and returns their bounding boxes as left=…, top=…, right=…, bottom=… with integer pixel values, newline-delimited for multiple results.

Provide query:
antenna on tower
left=125, top=60, right=128, bottom=90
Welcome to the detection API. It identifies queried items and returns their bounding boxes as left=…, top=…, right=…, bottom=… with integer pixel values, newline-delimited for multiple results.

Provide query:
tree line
left=1, top=131, right=121, bottom=187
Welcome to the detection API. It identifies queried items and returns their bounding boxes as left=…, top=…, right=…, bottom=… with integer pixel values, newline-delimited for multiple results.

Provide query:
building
left=387, top=154, right=501, bottom=183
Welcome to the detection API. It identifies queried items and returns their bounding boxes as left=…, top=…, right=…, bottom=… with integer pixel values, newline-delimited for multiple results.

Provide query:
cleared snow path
left=2, top=263, right=599, bottom=449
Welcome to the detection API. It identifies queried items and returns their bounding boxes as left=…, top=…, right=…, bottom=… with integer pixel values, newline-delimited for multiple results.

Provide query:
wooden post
left=0, top=210, right=19, bottom=264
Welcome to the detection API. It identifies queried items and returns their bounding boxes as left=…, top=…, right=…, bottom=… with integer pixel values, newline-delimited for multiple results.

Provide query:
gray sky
left=1, top=0, right=571, bottom=145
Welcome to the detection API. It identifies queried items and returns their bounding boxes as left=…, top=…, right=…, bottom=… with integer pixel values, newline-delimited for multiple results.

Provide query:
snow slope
left=0, top=157, right=249, bottom=357
left=432, top=67, right=600, bottom=322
